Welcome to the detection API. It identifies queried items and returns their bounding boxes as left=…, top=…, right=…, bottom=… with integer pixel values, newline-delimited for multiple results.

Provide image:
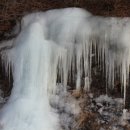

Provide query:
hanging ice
left=0, top=7, right=130, bottom=130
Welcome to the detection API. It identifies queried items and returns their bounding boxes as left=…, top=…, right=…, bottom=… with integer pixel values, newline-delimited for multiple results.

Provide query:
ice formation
left=0, top=7, right=130, bottom=130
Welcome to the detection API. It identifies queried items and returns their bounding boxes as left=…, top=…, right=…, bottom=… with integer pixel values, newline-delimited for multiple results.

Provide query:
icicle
left=76, top=44, right=82, bottom=90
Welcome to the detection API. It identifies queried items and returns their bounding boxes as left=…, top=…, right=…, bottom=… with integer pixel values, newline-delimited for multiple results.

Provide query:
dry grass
left=70, top=90, right=100, bottom=130
left=74, top=111, right=100, bottom=130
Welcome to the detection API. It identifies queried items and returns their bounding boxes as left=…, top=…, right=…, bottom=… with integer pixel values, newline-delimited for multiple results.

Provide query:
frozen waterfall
left=0, top=7, right=130, bottom=130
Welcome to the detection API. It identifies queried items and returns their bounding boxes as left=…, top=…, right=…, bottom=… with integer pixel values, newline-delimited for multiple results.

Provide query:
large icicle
left=0, top=21, right=65, bottom=130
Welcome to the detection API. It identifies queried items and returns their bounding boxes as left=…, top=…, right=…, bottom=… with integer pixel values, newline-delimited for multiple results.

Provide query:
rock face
left=0, top=0, right=130, bottom=34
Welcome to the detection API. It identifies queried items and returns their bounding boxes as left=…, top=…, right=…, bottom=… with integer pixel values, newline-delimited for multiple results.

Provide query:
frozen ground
left=50, top=87, right=130, bottom=130
left=0, top=84, right=129, bottom=130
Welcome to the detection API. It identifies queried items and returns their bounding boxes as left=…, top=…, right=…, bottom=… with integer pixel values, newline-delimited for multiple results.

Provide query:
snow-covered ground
left=0, top=89, right=7, bottom=108
left=0, top=84, right=130, bottom=130
left=44, top=90, right=130, bottom=130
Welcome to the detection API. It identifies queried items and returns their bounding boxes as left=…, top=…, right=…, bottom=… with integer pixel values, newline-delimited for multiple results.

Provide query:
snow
left=0, top=89, right=6, bottom=108
left=120, top=109, right=130, bottom=126
left=0, top=7, right=130, bottom=130
left=90, top=94, right=130, bottom=130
